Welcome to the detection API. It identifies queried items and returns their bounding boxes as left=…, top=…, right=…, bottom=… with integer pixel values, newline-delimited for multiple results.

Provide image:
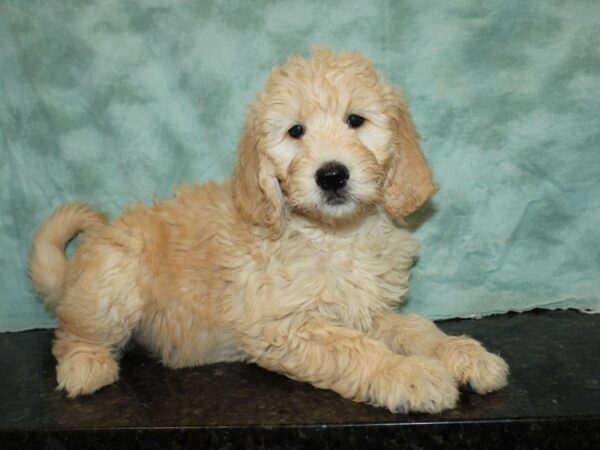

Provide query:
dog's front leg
left=369, top=313, right=509, bottom=394
left=237, top=318, right=459, bottom=413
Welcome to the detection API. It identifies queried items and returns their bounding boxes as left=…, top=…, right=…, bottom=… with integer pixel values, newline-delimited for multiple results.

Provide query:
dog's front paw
left=56, top=349, right=119, bottom=398
left=435, top=337, right=509, bottom=394
left=370, top=356, right=459, bottom=413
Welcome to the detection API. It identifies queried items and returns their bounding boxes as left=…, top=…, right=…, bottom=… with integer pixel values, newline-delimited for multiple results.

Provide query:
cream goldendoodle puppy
left=29, top=49, right=508, bottom=413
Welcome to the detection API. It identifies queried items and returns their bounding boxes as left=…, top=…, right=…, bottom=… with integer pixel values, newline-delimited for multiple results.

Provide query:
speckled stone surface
left=1, top=310, right=599, bottom=449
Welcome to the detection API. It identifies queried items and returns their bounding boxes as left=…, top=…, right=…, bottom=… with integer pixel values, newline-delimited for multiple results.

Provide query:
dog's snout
left=315, top=162, right=349, bottom=191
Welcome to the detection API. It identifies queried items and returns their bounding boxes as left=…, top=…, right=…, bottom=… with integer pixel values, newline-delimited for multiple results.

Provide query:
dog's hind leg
left=51, top=244, right=144, bottom=398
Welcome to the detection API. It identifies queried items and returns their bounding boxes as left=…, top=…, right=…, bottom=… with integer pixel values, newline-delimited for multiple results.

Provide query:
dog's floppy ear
left=232, top=108, right=285, bottom=239
left=383, top=87, right=437, bottom=217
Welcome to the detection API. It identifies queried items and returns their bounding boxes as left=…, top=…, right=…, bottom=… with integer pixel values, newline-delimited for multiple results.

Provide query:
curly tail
left=29, top=202, right=107, bottom=310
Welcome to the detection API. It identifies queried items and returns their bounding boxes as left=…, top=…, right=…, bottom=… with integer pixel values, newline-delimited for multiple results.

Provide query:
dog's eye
left=347, top=114, right=365, bottom=129
left=288, top=124, right=305, bottom=139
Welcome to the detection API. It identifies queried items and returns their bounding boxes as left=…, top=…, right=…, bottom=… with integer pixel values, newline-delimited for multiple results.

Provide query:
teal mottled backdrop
left=1, top=0, right=599, bottom=331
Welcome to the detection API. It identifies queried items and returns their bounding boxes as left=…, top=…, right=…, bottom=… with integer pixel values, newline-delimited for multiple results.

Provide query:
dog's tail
left=29, top=202, right=107, bottom=310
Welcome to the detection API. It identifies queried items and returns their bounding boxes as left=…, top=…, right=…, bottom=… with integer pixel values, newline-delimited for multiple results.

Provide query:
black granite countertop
left=1, top=310, right=599, bottom=449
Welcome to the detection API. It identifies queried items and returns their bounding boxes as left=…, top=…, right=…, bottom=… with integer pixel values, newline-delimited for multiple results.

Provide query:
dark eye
left=347, top=114, right=365, bottom=129
left=288, top=124, right=305, bottom=139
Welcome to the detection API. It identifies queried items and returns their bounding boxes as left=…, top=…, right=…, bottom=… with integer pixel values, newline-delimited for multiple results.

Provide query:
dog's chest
left=247, top=217, right=419, bottom=332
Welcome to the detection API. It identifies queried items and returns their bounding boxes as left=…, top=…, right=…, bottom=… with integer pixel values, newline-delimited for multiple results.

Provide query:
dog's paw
left=56, top=349, right=119, bottom=398
left=370, top=356, right=459, bottom=413
left=435, top=336, right=509, bottom=394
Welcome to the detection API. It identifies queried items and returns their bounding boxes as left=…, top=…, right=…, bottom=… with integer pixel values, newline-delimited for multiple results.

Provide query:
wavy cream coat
left=29, top=50, right=508, bottom=413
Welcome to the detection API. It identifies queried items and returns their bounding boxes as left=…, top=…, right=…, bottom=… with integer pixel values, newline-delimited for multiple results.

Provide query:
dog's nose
left=315, top=162, right=349, bottom=191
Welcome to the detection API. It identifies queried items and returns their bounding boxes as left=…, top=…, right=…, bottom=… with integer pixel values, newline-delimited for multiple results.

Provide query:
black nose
left=315, top=162, right=349, bottom=191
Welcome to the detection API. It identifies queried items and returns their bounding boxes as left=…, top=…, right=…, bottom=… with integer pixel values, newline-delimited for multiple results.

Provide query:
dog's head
left=233, top=49, right=437, bottom=238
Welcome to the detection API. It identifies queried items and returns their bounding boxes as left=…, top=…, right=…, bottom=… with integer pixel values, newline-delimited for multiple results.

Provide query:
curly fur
left=29, top=49, right=508, bottom=412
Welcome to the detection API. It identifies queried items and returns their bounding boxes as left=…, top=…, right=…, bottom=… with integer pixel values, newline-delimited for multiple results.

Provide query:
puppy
left=29, top=49, right=508, bottom=413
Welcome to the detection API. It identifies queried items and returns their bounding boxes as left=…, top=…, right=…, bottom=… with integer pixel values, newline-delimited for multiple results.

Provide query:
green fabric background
left=1, top=0, right=599, bottom=331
